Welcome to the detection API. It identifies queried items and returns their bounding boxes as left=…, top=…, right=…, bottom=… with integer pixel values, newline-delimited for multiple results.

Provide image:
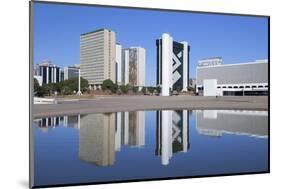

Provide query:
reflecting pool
left=33, top=110, right=268, bottom=186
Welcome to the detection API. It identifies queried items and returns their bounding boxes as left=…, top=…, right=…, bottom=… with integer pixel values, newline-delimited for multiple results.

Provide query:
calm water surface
left=33, top=110, right=268, bottom=186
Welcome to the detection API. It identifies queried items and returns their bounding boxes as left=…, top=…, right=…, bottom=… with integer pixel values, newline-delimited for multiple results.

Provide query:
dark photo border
left=29, top=0, right=270, bottom=188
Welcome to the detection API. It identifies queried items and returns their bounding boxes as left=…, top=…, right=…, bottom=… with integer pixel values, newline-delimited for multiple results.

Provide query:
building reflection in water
left=34, top=115, right=82, bottom=132
left=79, top=113, right=116, bottom=166
left=79, top=111, right=145, bottom=167
left=34, top=116, right=63, bottom=132
left=156, top=110, right=190, bottom=165
left=195, top=110, right=268, bottom=138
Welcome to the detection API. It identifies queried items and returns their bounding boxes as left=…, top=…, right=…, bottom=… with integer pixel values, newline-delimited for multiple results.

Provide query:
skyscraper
left=80, top=28, right=116, bottom=88
left=123, top=47, right=146, bottom=88
left=156, top=33, right=190, bottom=96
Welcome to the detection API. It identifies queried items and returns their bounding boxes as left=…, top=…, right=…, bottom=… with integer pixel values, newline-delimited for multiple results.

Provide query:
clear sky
left=33, top=2, right=268, bottom=86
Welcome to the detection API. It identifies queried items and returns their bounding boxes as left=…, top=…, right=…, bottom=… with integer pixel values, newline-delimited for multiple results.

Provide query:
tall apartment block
left=156, top=33, right=190, bottom=96
left=129, top=47, right=146, bottom=87
left=80, top=28, right=116, bottom=88
left=115, top=46, right=146, bottom=87
left=121, top=47, right=146, bottom=87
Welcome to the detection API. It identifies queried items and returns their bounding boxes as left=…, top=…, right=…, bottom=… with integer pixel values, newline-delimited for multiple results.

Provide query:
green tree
left=132, top=86, right=138, bottom=93
left=120, top=84, right=129, bottom=94
left=60, top=77, right=89, bottom=94
left=156, top=86, right=161, bottom=93
left=102, top=79, right=114, bottom=91
left=147, top=87, right=154, bottom=94
left=34, top=78, right=40, bottom=94
left=141, top=87, right=147, bottom=94
left=61, top=86, right=72, bottom=95
left=102, top=79, right=119, bottom=93
left=36, top=85, right=48, bottom=97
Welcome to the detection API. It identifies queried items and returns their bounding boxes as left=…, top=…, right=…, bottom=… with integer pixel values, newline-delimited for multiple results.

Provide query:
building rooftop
left=80, top=28, right=114, bottom=36
left=197, top=59, right=268, bottom=69
left=199, top=57, right=222, bottom=61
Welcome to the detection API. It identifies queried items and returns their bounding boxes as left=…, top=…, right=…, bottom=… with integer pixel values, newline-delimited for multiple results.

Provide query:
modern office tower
left=119, top=47, right=145, bottom=87
left=116, top=44, right=122, bottom=85
left=128, top=111, right=145, bottom=147
left=156, top=110, right=189, bottom=165
left=64, top=64, right=80, bottom=80
left=196, top=59, right=268, bottom=96
left=156, top=33, right=190, bottom=96
left=80, top=28, right=116, bottom=88
left=128, top=47, right=146, bottom=88
left=79, top=113, right=116, bottom=167
left=195, top=110, right=268, bottom=138
left=34, top=60, right=62, bottom=84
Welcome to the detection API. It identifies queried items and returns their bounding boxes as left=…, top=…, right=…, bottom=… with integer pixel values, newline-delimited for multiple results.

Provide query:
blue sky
left=34, top=2, right=268, bottom=86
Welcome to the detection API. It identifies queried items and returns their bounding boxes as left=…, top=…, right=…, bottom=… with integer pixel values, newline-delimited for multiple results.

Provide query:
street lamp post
left=77, top=68, right=82, bottom=96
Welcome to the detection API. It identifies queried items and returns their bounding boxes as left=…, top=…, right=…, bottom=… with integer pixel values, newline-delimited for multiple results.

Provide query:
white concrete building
left=196, top=59, right=268, bottom=96
left=122, top=47, right=146, bottom=88
left=156, top=33, right=190, bottom=96
left=80, top=28, right=116, bottom=88
left=116, top=47, right=146, bottom=88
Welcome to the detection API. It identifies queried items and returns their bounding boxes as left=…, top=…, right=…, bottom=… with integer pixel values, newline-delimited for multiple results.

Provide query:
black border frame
left=29, top=0, right=270, bottom=188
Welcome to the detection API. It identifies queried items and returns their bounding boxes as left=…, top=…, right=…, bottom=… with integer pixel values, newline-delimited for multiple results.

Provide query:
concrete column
left=169, top=36, right=173, bottom=90
left=51, top=67, right=54, bottom=83
left=77, top=69, right=82, bottom=95
left=54, top=67, right=57, bottom=83
left=63, top=116, right=68, bottom=127
left=181, top=41, right=188, bottom=91
left=77, top=114, right=80, bottom=129
left=59, top=69, right=61, bottom=82
left=115, top=112, right=122, bottom=151
left=161, top=110, right=172, bottom=165
left=46, top=67, right=49, bottom=84
left=124, top=50, right=129, bottom=85
left=161, top=33, right=172, bottom=96
left=124, top=112, right=129, bottom=145
left=182, top=110, right=188, bottom=152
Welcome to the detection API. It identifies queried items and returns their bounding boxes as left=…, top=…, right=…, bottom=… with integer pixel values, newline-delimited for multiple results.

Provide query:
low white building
left=196, top=59, right=268, bottom=96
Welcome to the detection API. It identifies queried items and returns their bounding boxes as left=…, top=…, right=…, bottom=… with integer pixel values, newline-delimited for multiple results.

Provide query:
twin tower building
left=80, top=29, right=190, bottom=95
